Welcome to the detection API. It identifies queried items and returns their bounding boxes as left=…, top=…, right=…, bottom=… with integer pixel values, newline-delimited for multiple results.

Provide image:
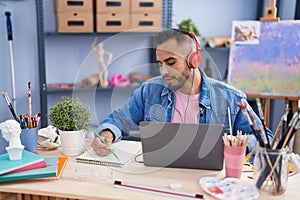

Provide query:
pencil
left=93, top=130, right=120, bottom=161
left=228, top=107, right=233, bottom=138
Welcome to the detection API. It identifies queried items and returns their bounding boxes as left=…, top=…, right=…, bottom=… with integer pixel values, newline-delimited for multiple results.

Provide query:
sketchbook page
left=76, top=140, right=142, bottom=167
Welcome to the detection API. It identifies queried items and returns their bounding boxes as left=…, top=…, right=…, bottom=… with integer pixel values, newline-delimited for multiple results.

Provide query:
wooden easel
left=260, top=0, right=280, bottom=22
left=246, top=94, right=299, bottom=128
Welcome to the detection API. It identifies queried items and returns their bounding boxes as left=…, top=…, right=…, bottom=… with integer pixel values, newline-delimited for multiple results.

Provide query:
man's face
left=156, top=38, right=190, bottom=91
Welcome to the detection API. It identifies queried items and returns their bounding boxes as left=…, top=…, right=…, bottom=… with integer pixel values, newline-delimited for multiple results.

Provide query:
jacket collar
left=199, top=69, right=211, bottom=109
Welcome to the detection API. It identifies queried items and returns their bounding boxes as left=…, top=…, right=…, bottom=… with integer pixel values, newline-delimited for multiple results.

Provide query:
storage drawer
left=96, top=13, right=130, bottom=32
left=131, top=0, right=162, bottom=13
left=96, top=0, right=130, bottom=13
left=55, top=0, right=93, bottom=12
left=56, top=12, right=94, bottom=33
left=131, top=13, right=162, bottom=31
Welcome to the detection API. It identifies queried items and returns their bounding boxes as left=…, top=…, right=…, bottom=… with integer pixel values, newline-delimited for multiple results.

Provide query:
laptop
left=139, top=122, right=225, bottom=170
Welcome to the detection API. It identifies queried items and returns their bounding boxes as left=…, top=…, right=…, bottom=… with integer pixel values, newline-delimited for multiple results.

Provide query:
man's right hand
left=91, top=130, right=114, bottom=156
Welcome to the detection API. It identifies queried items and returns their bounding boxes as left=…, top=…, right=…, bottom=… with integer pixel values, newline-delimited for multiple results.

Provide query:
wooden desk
left=0, top=144, right=299, bottom=200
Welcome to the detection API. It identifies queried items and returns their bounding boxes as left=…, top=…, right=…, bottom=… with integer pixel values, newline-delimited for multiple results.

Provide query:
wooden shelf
left=46, top=85, right=140, bottom=94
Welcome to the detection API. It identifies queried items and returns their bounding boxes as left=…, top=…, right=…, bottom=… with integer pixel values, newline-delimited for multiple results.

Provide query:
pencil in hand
left=93, top=130, right=120, bottom=161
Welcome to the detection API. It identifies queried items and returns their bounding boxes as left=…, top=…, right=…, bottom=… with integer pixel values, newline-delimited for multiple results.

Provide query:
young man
left=91, top=29, right=273, bottom=156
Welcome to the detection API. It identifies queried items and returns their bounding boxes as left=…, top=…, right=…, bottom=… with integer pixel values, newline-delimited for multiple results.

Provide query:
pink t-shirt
left=172, top=90, right=200, bottom=123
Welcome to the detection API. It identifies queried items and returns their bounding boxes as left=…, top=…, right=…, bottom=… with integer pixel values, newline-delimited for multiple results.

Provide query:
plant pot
left=59, top=130, right=86, bottom=157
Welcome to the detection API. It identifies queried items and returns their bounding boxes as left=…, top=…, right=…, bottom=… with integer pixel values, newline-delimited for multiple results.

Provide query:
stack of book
left=0, top=150, right=67, bottom=182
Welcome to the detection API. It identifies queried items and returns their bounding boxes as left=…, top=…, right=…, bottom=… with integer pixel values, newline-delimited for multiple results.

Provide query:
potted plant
left=178, top=18, right=201, bottom=37
left=49, top=96, right=91, bottom=156
left=178, top=18, right=205, bottom=47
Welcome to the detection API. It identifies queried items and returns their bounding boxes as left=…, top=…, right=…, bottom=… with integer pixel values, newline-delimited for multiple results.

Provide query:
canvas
left=228, top=20, right=300, bottom=97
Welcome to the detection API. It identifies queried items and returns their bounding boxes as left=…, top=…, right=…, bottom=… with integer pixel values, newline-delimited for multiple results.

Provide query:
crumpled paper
left=38, top=125, right=61, bottom=150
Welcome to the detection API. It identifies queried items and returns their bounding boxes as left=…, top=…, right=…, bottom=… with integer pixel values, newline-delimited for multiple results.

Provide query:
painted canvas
left=227, top=20, right=300, bottom=97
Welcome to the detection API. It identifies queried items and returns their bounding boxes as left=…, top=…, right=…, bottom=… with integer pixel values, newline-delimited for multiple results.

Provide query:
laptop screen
left=139, top=122, right=224, bottom=170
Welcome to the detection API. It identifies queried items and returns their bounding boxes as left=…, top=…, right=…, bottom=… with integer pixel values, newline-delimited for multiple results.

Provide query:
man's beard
left=163, top=67, right=191, bottom=91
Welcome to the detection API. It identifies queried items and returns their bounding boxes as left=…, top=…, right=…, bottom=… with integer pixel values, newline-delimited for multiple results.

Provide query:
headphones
left=185, top=31, right=202, bottom=69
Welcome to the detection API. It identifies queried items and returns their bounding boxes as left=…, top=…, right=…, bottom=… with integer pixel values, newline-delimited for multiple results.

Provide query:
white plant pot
left=59, top=130, right=86, bottom=157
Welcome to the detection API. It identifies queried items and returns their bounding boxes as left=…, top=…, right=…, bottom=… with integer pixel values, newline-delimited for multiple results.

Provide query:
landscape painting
left=227, top=20, right=300, bottom=97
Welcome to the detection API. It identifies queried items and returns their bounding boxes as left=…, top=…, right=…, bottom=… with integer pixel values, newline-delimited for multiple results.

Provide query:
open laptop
left=139, top=122, right=225, bottom=170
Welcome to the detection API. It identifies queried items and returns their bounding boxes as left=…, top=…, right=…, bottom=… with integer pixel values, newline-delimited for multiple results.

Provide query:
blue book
left=0, top=150, right=44, bottom=175
left=0, top=157, right=59, bottom=182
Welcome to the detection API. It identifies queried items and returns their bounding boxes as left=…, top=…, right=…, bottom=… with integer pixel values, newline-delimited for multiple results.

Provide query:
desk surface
left=0, top=142, right=298, bottom=200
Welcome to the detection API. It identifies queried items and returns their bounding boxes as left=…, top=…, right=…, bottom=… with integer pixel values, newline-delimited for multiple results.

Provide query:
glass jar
left=253, top=146, right=290, bottom=195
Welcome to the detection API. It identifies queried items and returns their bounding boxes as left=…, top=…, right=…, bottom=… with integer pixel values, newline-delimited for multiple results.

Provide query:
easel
left=251, top=0, right=281, bottom=127
left=246, top=94, right=299, bottom=127
left=247, top=93, right=300, bottom=154
left=260, top=0, right=280, bottom=22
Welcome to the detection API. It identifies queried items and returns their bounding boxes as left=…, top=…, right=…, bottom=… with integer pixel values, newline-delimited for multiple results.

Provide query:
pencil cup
left=253, top=147, right=290, bottom=195
left=224, top=145, right=246, bottom=178
left=20, top=127, right=38, bottom=153
left=0, top=130, right=9, bottom=154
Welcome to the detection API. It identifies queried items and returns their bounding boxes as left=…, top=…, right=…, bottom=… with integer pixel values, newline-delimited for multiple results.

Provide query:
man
left=91, top=29, right=273, bottom=156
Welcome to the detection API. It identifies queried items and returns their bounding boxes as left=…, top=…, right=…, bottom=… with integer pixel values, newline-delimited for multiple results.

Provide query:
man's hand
left=91, top=130, right=114, bottom=156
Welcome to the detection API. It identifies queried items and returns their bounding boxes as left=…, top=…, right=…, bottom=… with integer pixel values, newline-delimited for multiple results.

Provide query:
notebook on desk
left=140, top=122, right=225, bottom=170
left=76, top=140, right=142, bottom=167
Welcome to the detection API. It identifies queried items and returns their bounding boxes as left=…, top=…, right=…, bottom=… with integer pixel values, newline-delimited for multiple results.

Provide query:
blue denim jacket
left=98, top=69, right=273, bottom=152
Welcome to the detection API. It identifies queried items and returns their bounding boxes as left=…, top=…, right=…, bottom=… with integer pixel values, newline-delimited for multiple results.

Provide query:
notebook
left=140, top=122, right=225, bottom=170
left=5, top=161, right=47, bottom=175
left=0, top=150, right=44, bottom=175
left=56, top=156, right=68, bottom=179
left=76, top=140, right=142, bottom=167
left=0, top=156, right=67, bottom=182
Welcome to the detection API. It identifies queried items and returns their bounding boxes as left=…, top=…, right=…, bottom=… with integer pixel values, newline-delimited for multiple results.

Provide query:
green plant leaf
left=178, top=18, right=200, bottom=36
left=48, top=96, right=91, bottom=131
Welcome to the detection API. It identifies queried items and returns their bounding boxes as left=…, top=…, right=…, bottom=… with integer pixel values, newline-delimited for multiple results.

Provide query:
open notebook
left=76, top=140, right=142, bottom=167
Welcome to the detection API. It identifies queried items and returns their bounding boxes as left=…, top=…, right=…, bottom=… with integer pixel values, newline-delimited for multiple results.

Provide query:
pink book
left=5, top=161, right=47, bottom=175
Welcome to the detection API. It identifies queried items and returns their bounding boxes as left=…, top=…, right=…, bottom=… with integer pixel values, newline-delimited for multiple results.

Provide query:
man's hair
left=154, top=29, right=195, bottom=51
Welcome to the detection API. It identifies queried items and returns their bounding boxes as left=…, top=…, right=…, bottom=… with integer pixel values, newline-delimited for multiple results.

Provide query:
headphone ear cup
left=187, top=52, right=202, bottom=69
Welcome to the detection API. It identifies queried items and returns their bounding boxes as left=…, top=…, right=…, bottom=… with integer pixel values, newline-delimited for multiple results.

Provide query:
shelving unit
left=35, top=0, right=173, bottom=127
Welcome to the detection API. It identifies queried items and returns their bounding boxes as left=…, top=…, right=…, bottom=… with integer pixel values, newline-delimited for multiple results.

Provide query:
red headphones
left=186, top=32, right=202, bottom=69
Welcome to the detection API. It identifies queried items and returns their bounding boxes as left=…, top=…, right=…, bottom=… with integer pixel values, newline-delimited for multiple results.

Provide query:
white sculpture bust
left=0, top=119, right=24, bottom=160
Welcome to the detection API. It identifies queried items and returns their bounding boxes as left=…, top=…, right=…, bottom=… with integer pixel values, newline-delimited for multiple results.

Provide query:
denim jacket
left=98, top=69, right=273, bottom=152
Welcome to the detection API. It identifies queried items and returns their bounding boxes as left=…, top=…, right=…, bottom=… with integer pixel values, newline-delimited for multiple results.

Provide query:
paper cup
left=224, top=145, right=246, bottom=178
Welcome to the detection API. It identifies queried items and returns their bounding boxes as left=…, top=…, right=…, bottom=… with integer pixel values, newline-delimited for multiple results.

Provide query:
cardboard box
left=96, top=0, right=130, bottom=13
left=55, top=0, right=93, bottom=13
left=131, top=0, right=162, bottom=13
left=96, top=13, right=130, bottom=32
left=56, top=12, right=94, bottom=33
left=131, top=13, right=162, bottom=31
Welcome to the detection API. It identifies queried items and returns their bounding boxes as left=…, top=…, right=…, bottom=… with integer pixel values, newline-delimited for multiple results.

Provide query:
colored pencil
left=93, top=130, right=119, bottom=161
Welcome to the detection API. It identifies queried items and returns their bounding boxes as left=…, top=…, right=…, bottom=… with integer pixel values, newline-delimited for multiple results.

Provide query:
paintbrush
left=237, top=100, right=265, bottom=147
